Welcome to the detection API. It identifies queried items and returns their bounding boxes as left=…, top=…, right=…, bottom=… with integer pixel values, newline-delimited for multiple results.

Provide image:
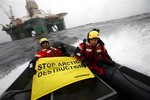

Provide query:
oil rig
left=1, top=0, right=67, bottom=40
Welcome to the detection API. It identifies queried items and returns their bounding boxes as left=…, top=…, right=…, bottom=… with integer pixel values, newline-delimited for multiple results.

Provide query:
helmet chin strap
left=87, top=38, right=90, bottom=43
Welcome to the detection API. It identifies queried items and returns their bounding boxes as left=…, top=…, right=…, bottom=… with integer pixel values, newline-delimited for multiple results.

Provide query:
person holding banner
left=74, top=28, right=115, bottom=79
left=29, top=37, right=66, bottom=74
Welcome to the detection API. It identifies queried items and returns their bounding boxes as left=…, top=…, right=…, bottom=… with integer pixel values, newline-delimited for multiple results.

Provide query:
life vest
left=35, top=47, right=62, bottom=58
left=74, top=39, right=112, bottom=75
left=83, top=41, right=102, bottom=62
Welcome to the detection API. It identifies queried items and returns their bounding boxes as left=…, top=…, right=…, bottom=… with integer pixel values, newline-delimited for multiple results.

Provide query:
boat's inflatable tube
left=104, top=64, right=150, bottom=100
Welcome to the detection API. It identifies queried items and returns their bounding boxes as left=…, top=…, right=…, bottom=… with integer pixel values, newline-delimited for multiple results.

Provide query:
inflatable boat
left=0, top=41, right=150, bottom=100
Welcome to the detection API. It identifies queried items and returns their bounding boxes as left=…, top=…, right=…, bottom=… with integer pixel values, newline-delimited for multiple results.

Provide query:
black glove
left=82, top=59, right=88, bottom=66
left=28, top=63, right=37, bottom=75
left=59, top=44, right=66, bottom=55
left=30, top=68, right=37, bottom=75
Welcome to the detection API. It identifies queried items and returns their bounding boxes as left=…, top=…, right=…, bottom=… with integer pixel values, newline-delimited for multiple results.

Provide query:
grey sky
left=0, top=0, right=150, bottom=43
